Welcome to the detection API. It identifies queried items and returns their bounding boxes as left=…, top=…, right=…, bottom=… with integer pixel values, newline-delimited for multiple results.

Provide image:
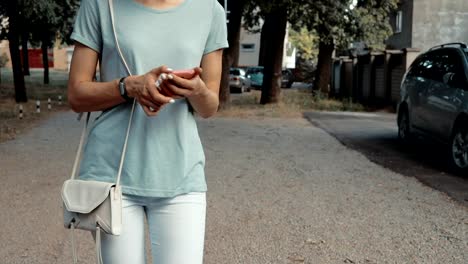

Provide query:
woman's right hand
left=124, top=66, right=175, bottom=116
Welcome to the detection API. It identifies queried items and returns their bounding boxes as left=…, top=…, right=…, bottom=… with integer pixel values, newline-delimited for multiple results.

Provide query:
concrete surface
left=0, top=111, right=467, bottom=263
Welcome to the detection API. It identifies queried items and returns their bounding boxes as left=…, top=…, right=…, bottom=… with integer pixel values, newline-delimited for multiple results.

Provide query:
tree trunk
left=258, top=21, right=268, bottom=66
left=313, top=40, right=334, bottom=96
left=260, top=7, right=287, bottom=105
left=21, top=30, right=30, bottom=76
left=6, top=0, right=27, bottom=102
left=41, top=39, right=50, bottom=85
left=218, top=0, right=245, bottom=109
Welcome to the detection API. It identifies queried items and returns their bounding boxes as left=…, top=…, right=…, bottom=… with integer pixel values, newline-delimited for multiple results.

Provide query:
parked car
left=397, top=42, right=468, bottom=174
left=246, top=66, right=264, bottom=89
left=281, top=69, right=295, bottom=88
left=229, top=68, right=251, bottom=93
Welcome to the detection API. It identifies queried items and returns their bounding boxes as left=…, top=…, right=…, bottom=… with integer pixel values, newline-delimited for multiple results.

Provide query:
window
left=241, top=43, right=256, bottom=52
left=395, top=11, right=403, bottom=33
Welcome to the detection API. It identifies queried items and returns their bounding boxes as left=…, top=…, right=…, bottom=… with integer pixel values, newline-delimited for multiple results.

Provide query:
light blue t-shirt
left=71, top=0, right=228, bottom=197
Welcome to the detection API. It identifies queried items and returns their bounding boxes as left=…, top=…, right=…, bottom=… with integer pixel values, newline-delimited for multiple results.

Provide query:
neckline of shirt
left=129, top=0, right=192, bottom=14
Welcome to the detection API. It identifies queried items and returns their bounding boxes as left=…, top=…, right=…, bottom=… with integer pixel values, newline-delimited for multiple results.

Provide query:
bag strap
left=108, top=0, right=137, bottom=187
left=69, top=0, right=137, bottom=188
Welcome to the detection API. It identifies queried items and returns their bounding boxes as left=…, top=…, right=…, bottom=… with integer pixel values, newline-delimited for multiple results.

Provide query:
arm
left=188, top=49, right=223, bottom=118
left=67, top=43, right=124, bottom=112
left=68, top=43, right=173, bottom=115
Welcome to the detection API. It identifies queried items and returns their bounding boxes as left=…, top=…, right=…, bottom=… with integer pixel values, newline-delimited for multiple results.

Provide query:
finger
left=141, top=104, right=159, bottom=117
left=193, top=67, right=203, bottom=76
left=150, top=65, right=173, bottom=77
left=159, top=82, right=181, bottom=98
left=139, top=97, right=160, bottom=110
left=162, top=80, right=191, bottom=97
left=167, top=74, right=194, bottom=90
left=146, top=79, right=176, bottom=104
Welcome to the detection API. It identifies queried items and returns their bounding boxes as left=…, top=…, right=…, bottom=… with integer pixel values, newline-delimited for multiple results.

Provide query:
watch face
left=119, top=81, right=125, bottom=95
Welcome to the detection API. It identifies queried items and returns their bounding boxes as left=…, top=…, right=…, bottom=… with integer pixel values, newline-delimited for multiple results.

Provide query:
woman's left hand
left=157, top=67, right=209, bottom=99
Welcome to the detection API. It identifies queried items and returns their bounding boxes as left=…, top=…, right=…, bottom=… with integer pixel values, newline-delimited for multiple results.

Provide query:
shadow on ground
left=303, top=111, right=468, bottom=207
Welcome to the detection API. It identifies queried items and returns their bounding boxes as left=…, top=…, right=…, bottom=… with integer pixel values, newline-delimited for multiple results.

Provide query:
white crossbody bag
left=61, top=0, right=136, bottom=263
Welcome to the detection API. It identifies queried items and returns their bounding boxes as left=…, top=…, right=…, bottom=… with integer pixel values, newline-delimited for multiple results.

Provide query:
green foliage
left=0, top=0, right=79, bottom=47
left=353, top=0, right=399, bottom=50
left=289, top=27, right=318, bottom=61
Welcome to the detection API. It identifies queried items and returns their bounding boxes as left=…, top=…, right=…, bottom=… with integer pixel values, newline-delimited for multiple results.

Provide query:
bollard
left=48, top=98, right=52, bottom=110
left=19, top=104, right=23, bottom=119
left=36, top=100, right=41, bottom=114
left=58, top=95, right=63, bottom=106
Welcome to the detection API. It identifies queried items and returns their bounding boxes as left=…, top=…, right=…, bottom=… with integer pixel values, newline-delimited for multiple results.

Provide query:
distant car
left=246, top=66, right=264, bottom=89
left=397, top=42, right=468, bottom=174
left=281, top=69, right=294, bottom=88
left=229, top=68, right=251, bottom=93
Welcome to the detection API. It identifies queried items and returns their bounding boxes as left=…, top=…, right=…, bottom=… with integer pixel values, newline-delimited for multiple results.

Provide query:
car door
left=424, top=49, right=465, bottom=139
left=405, top=54, right=436, bottom=130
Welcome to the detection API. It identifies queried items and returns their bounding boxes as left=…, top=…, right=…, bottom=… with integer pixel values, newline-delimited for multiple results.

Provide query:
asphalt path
left=0, top=111, right=467, bottom=263
left=304, top=111, right=468, bottom=207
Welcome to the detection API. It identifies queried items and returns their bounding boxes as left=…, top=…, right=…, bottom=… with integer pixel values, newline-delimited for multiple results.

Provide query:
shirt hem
left=204, top=43, right=229, bottom=55
left=122, top=185, right=208, bottom=198
left=71, top=33, right=101, bottom=53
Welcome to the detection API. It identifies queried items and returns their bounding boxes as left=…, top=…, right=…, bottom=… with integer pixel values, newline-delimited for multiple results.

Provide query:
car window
left=247, top=68, right=263, bottom=74
left=230, top=69, right=241, bottom=75
left=409, top=49, right=462, bottom=83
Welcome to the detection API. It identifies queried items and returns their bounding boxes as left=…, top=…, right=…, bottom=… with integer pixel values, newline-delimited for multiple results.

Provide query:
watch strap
left=119, top=77, right=132, bottom=102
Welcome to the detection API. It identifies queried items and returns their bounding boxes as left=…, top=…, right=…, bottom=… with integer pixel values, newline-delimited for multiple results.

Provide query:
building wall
left=238, top=21, right=296, bottom=68
left=386, top=0, right=414, bottom=49
left=0, top=40, right=72, bottom=71
left=238, top=27, right=261, bottom=67
left=412, top=0, right=468, bottom=52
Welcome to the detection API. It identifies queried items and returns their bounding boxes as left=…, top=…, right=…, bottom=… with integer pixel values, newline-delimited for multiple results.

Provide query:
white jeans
left=98, top=192, right=206, bottom=264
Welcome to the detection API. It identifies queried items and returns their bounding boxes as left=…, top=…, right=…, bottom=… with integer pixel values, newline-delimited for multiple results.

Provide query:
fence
left=331, top=48, right=420, bottom=108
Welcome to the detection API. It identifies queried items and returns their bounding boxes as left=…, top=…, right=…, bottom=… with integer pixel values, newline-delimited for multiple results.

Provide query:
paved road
left=1, top=111, right=467, bottom=263
left=304, top=111, right=468, bottom=207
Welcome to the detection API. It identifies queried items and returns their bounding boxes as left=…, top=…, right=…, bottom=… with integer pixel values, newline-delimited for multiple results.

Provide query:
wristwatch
left=118, top=77, right=133, bottom=102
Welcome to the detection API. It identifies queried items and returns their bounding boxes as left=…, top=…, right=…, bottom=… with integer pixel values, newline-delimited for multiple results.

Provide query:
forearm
left=68, top=78, right=125, bottom=112
left=187, top=84, right=219, bottom=118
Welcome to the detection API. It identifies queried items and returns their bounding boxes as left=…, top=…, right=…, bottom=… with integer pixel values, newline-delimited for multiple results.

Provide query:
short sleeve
left=70, top=0, right=102, bottom=53
left=204, top=1, right=229, bottom=54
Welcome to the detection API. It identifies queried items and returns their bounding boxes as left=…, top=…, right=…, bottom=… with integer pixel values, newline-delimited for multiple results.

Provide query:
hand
left=158, top=67, right=209, bottom=99
left=124, top=66, right=175, bottom=116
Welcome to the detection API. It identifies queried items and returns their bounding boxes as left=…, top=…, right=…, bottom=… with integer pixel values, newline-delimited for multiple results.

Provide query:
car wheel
left=398, top=108, right=411, bottom=142
left=449, top=125, right=468, bottom=173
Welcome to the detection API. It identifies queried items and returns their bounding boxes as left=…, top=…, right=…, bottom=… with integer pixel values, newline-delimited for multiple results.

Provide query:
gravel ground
left=0, top=111, right=467, bottom=264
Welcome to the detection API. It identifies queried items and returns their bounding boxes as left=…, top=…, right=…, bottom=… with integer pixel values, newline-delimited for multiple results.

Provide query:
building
left=387, top=0, right=468, bottom=52
left=0, top=40, right=73, bottom=71
left=238, top=23, right=296, bottom=69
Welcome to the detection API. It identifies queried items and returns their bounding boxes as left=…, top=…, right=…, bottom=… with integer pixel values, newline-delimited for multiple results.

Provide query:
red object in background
left=20, top=49, right=54, bottom=68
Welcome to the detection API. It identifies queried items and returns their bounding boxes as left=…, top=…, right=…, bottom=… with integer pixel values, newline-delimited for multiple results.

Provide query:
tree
left=23, top=0, right=62, bottom=85
left=354, top=0, right=398, bottom=51
left=243, top=0, right=293, bottom=104
left=2, top=0, right=27, bottom=102
left=217, top=0, right=247, bottom=109
left=291, top=0, right=397, bottom=95
left=0, top=0, right=79, bottom=99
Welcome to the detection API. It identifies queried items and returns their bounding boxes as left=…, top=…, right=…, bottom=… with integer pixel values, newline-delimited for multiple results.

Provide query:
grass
left=0, top=69, right=69, bottom=143
left=217, top=89, right=365, bottom=118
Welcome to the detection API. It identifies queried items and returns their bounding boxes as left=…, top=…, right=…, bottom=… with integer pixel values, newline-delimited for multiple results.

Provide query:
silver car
left=229, top=68, right=251, bottom=93
left=397, top=43, right=468, bottom=174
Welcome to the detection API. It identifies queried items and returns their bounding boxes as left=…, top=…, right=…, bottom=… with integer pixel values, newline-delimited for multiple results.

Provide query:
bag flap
left=62, top=179, right=115, bottom=214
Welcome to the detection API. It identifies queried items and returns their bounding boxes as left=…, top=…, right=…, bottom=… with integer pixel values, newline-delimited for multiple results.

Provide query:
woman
left=67, top=0, right=228, bottom=263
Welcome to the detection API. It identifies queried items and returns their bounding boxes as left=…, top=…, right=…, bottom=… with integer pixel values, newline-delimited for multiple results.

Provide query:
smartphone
left=172, top=69, right=196, bottom=79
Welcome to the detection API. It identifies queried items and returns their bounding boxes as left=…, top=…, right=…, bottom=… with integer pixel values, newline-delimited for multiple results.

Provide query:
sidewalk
left=0, top=112, right=466, bottom=263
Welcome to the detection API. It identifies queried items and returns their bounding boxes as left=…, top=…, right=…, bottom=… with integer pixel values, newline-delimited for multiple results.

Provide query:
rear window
left=230, top=69, right=241, bottom=75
